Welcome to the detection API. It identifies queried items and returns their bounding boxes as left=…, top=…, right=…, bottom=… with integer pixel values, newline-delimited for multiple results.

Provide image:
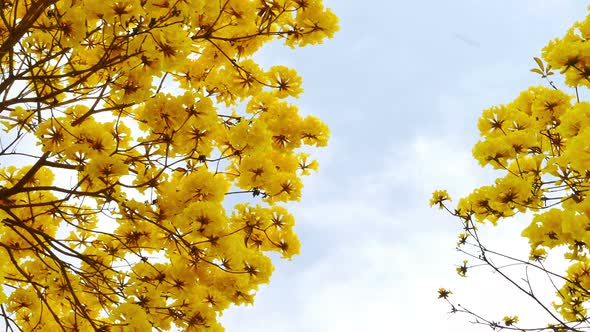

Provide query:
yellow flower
left=472, top=138, right=512, bottom=169
left=478, top=105, right=510, bottom=138
left=437, top=288, right=452, bottom=299
left=267, top=66, right=304, bottom=99
left=503, top=315, right=519, bottom=326
left=85, top=155, right=128, bottom=184
left=456, top=260, right=468, bottom=277
left=430, top=190, right=451, bottom=209
left=530, top=87, right=572, bottom=125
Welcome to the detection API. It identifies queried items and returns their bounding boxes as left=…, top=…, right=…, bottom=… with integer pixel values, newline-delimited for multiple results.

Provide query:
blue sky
left=219, top=1, right=590, bottom=331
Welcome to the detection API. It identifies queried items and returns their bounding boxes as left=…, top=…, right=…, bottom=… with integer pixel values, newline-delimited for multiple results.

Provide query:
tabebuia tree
left=432, top=8, right=590, bottom=332
left=0, top=0, right=337, bottom=330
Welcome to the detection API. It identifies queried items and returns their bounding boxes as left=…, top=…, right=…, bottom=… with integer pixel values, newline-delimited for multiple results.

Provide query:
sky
left=217, top=1, right=590, bottom=331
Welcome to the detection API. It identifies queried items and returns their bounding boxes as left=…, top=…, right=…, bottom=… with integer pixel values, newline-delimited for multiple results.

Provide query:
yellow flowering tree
left=433, top=7, right=590, bottom=332
left=0, top=0, right=337, bottom=330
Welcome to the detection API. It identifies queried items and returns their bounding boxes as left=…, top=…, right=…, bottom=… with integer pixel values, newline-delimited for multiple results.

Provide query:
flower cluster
left=432, top=7, right=590, bottom=327
left=0, top=0, right=338, bottom=330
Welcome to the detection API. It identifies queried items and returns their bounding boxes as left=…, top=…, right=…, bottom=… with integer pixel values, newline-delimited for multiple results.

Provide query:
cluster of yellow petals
left=432, top=6, right=590, bottom=325
left=0, top=0, right=338, bottom=330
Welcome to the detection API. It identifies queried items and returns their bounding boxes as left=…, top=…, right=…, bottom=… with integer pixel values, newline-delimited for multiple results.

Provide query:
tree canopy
left=0, top=0, right=338, bottom=330
left=433, top=7, right=590, bottom=331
